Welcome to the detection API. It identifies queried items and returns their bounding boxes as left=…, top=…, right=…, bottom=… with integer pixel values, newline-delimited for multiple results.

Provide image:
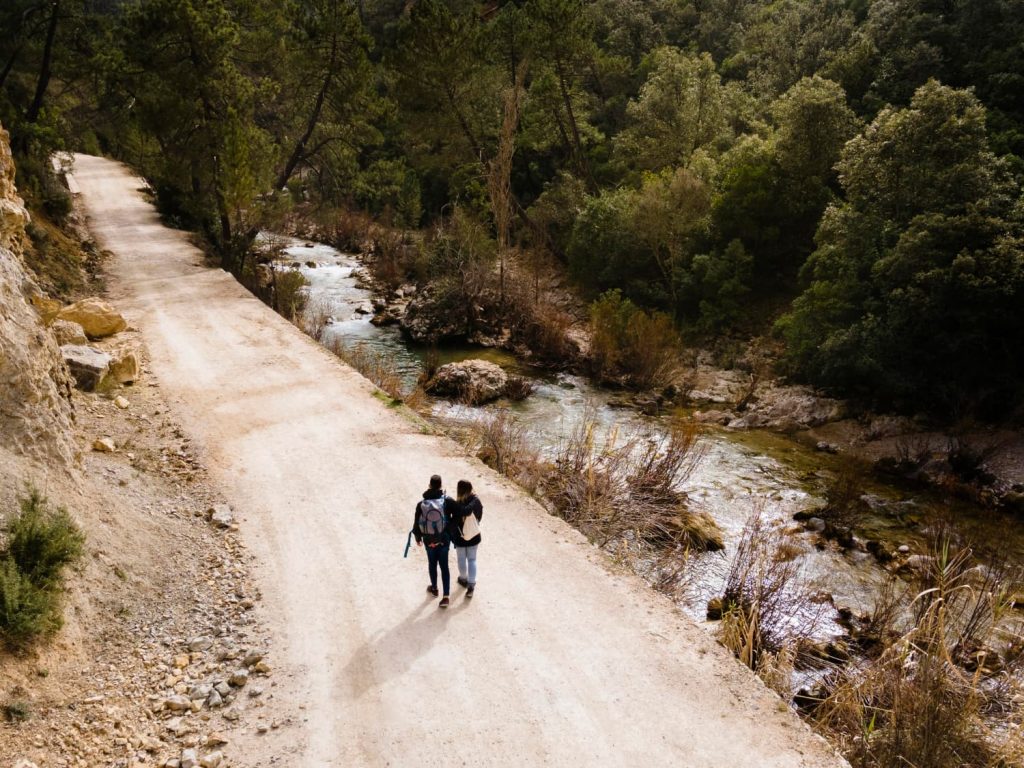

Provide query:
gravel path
left=70, top=153, right=847, bottom=767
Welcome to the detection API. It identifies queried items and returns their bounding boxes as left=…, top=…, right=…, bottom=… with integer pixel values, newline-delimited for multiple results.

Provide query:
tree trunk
left=0, top=42, right=24, bottom=92
left=25, top=0, right=60, bottom=126
left=275, top=36, right=337, bottom=191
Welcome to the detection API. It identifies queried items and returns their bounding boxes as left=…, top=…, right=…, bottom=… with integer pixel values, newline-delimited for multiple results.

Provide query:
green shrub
left=2, top=698, right=32, bottom=722
left=0, top=559, right=61, bottom=649
left=0, top=488, right=84, bottom=650
left=7, top=488, right=85, bottom=589
left=589, top=289, right=681, bottom=389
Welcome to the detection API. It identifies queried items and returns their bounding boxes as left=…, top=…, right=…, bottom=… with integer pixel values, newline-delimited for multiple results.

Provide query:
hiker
left=453, top=479, right=483, bottom=598
left=413, top=474, right=459, bottom=608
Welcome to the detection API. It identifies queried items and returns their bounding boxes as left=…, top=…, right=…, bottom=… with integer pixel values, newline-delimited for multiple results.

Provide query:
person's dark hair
left=456, top=480, right=473, bottom=499
left=429, top=474, right=443, bottom=490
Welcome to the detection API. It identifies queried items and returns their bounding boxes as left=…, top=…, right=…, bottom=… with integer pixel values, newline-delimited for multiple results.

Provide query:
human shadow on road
left=341, top=594, right=471, bottom=699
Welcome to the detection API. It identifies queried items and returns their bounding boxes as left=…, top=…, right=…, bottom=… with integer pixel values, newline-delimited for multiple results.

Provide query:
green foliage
left=589, top=289, right=681, bottom=389
left=7, top=488, right=85, bottom=589
left=615, top=47, right=732, bottom=172
left=0, top=488, right=84, bottom=651
left=779, top=81, right=1024, bottom=416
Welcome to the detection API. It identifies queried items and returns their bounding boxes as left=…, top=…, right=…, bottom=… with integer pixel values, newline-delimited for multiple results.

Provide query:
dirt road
left=70, top=153, right=845, bottom=767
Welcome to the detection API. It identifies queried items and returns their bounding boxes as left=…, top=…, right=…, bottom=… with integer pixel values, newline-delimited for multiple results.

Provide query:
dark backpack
left=418, top=497, right=448, bottom=537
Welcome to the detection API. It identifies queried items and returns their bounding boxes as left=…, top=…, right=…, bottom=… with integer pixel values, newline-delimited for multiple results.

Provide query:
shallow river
left=274, top=235, right=1024, bottom=632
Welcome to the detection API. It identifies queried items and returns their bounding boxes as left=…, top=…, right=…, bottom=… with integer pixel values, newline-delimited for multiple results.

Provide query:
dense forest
left=3, top=0, right=1024, bottom=419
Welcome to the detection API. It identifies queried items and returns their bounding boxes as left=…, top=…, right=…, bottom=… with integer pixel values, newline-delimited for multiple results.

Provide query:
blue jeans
left=456, top=545, right=478, bottom=586
left=426, top=543, right=450, bottom=596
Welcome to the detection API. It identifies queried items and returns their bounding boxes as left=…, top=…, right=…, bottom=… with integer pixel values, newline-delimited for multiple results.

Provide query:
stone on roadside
left=229, top=669, right=249, bottom=687
left=207, top=505, right=234, bottom=529
left=189, top=636, right=214, bottom=652
left=107, top=345, right=141, bottom=385
left=242, top=651, right=264, bottom=667
left=222, top=705, right=241, bottom=722
left=253, top=660, right=271, bottom=674
left=173, top=654, right=190, bottom=668
left=114, top=395, right=130, bottom=409
left=93, top=437, right=116, bottom=453
left=205, top=732, right=228, bottom=748
left=62, top=344, right=112, bottom=391
left=57, top=297, right=127, bottom=339
left=51, top=318, right=88, bottom=345
left=14, top=761, right=40, bottom=768
left=164, top=695, right=191, bottom=712
left=206, top=690, right=223, bottom=709
left=199, top=752, right=223, bottom=768
left=179, top=749, right=198, bottom=768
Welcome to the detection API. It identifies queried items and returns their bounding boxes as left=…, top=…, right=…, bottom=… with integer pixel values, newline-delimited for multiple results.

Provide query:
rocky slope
left=0, top=123, right=75, bottom=465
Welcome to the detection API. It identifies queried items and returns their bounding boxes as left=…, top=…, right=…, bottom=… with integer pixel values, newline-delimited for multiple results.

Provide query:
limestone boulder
left=51, top=318, right=88, bottom=345
left=107, top=345, right=140, bottom=385
left=57, top=297, right=127, bottom=339
left=62, top=344, right=112, bottom=391
left=424, top=360, right=508, bottom=405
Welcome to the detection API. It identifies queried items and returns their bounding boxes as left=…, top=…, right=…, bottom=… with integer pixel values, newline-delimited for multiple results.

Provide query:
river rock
left=805, top=517, right=826, bottom=533
left=57, top=296, right=127, bottom=339
left=62, top=344, right=112, bottom=391
left=730, top=385, right=845, bottom=432
left=424, top=360, right=508, bottom=405
left=693, top=409, right=733, bottom=426
left=706, top=597, right=724, bottom=620
left=51, top=318, right=88, bottom=345
left=401, top=288, right=468, bottom=343
left=899, top=554, right=936, bottom=576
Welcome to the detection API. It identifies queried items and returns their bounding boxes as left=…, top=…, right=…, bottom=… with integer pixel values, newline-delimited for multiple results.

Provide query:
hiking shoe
left=466, top=585, right=475, bottom=598
left=439, top=596, right=450, bottom=608
left=457, top=577, right=469, bottom=588
left=427, top=585, right=439, bottom=597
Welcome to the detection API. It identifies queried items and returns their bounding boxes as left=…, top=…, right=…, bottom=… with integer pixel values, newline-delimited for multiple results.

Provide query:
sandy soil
left=69, top=153, right=847, bottom=767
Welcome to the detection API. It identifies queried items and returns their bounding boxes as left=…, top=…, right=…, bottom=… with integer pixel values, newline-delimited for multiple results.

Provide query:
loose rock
left=51, top=318, right=88, bottom=345
left=57, top=296, right=127, bottom=339
left=62, top=344, right=112, bottom=391
left=93, top=437, right=116, bottom=453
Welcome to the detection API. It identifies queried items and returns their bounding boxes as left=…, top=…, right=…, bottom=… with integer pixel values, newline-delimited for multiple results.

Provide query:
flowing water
left=274, top=235, right=1024, bottom=633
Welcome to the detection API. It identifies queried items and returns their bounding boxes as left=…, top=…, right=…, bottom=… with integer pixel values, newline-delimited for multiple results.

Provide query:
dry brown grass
left=813, top=532, right=1024, bottom=768
left=541, top=409, right=714, bottom=552
left=717, top=503, right=824, bottom=679
left=324, top=338, right=425, bottom=408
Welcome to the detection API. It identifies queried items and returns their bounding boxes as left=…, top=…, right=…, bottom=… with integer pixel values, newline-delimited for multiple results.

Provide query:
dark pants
left=426, top=543, right=450, bottom=596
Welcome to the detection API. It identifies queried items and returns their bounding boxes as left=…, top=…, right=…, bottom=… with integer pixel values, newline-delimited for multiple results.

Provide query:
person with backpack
left=413, top=474, right=459, bottom=608
left=452, top=479, right=483, bottom=598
